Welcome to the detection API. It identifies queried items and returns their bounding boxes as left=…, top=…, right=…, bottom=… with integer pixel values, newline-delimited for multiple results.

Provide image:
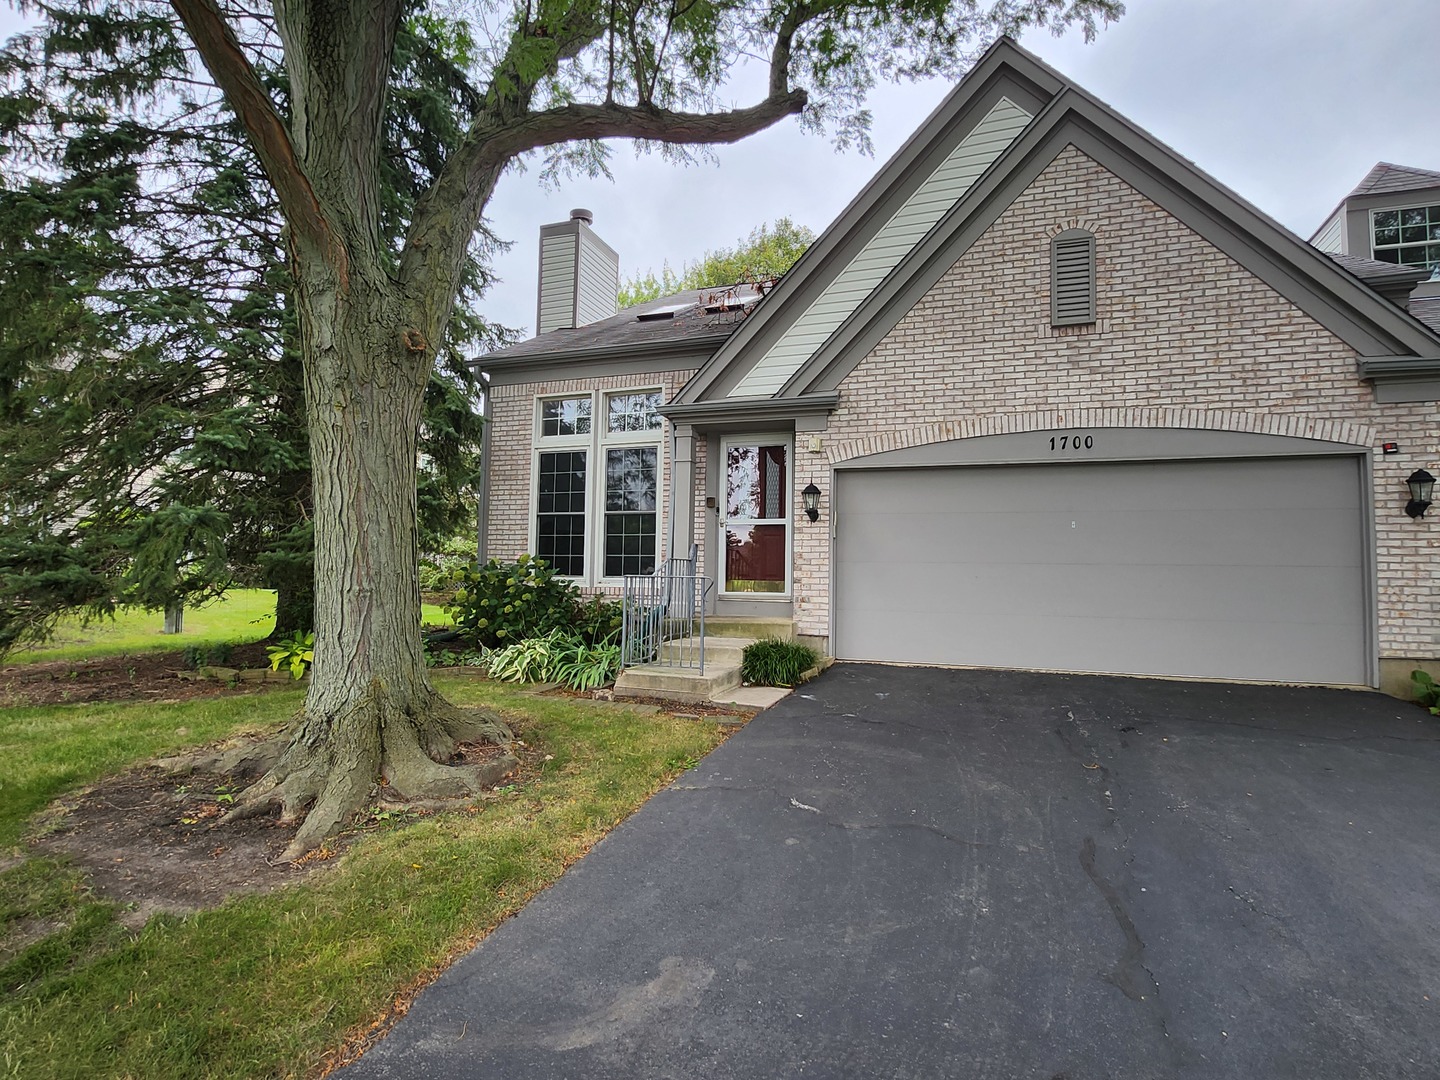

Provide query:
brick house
left=472, top=38, right=1440, bottom=695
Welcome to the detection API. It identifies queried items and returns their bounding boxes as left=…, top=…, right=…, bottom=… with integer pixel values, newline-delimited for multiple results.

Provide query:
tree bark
left=223, top=268, right=514, bottom=860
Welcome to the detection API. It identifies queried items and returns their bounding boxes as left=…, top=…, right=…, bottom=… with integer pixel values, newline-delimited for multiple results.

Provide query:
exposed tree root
left=157, top=734, right=286, bottom=779
left=173, top=684, right=519, bottom=862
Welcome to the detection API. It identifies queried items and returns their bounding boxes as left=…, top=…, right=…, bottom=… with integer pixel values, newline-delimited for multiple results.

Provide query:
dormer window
left=1371, top=205, right=1440, bottom=270
left=1051, top=229, right=1097, bottom=327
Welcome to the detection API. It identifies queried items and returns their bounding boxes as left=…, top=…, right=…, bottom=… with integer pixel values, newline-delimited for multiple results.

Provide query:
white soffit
left=729, top=96, right=1034, bottom=398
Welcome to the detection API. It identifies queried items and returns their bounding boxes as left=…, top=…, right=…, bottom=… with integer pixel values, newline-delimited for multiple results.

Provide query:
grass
left=0, top=676, right=727, bottom=1079
left=7, top=590, right=455, bottom=664
left=0, top=690, right=305, bottom=846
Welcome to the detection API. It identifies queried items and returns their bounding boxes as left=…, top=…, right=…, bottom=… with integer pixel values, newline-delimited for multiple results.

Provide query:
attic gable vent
left=1051, top=229, right=1097, bottom=326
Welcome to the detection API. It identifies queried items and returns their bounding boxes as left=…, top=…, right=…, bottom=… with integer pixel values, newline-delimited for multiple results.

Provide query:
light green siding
left=729, top=97, right=1033, bottom=397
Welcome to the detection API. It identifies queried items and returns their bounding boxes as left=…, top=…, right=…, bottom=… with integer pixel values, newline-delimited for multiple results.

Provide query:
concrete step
left=658, top=635, right=753, bottom=667
left=614, top=661, right=742, bottom=705
left=703, top=617, right=794, bottom=641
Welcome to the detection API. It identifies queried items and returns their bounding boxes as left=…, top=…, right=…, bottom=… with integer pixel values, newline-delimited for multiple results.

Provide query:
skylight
left=635, top=302, right=697, bottom=321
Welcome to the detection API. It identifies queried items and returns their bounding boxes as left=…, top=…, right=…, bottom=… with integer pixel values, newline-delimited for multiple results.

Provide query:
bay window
left=533, top=389, right=663, bottom=583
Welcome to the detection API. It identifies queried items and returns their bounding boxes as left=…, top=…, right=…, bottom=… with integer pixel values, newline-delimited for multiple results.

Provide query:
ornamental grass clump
left=741, top=638, right=820, bottom=688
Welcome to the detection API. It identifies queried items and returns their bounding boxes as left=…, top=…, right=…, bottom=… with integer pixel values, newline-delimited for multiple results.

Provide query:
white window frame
left=530, top=394, right=594, bottom=580
left=528, top=388, right=666, bottom=587
left=718, top=433, right=793, bottom=601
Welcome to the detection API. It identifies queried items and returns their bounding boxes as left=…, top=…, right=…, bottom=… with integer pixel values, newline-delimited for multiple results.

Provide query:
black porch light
left=801, top=483, right=822, bottom=522
left=1406, top=469, right=1436, bottom=518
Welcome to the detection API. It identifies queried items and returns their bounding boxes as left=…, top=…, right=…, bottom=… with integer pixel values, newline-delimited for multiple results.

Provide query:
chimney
left=536, top=209, right=619, bottom=334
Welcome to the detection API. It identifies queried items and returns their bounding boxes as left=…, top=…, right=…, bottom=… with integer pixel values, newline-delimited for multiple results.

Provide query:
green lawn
left=0, top=677, right=726, bottom=1079
left=8, top=590, right=455, bottom=664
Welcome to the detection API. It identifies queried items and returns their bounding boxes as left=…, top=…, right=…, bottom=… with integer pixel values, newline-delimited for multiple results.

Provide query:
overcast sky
left=3, top=0, right=1437, bottom=339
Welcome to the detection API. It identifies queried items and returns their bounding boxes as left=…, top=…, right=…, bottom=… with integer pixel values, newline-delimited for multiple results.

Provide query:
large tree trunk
left=225, top=273, right=513, bottom=860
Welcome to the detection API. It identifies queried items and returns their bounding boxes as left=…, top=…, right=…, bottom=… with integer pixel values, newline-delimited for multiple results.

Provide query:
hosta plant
left=266, top=631, right=315, bottom=679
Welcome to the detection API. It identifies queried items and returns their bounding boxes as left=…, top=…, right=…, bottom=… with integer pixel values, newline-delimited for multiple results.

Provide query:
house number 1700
left=1049, top=434, right=1095, bottom=451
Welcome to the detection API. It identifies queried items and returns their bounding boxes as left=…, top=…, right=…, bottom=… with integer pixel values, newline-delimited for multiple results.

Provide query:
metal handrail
left=621, top=545, right=708, bottom=673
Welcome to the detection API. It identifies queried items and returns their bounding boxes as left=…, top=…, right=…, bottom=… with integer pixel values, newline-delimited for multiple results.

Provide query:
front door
left=720, top=438, right=790, bottom=596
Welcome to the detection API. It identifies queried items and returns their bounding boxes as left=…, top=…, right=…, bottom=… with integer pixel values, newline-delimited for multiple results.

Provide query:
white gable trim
left=729, top=96, right=1033, bottom=398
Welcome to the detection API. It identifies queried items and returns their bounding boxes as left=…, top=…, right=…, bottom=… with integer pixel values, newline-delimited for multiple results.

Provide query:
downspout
left=475, top=370, right=492, bottom=562
left=666, top=419, right=677, bottom=564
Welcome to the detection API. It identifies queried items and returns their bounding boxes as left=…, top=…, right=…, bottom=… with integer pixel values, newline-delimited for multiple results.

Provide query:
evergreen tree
left=0, top=5, right=513, bottom=652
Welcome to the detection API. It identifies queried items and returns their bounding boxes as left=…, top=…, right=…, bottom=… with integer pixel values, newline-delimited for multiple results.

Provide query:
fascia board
left=788, top=94, right=1440, bottom=397
left=671, top=40, right=1062, bottom=407
left=470, top=336, right=727, bottom=387
left=1343, top=185, right=1440, bottom=213
left=659, top=392, right=840, bottom=426
left=1358, top=356, right=1440, bottom=379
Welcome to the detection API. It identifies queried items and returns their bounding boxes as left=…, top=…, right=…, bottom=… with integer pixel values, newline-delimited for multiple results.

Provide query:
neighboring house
left=472, top=38, right=1440, bottom=696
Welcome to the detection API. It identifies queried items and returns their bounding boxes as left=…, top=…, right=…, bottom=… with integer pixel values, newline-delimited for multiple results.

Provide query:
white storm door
left=720, top=438, right=791, bottom=597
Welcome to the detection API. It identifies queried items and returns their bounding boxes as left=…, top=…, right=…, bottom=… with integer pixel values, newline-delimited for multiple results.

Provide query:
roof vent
left=570, top=208, right=593, bottom=225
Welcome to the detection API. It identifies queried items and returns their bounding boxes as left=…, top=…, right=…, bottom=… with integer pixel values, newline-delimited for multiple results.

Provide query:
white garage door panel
left=834, top=457, right=1368, bottom=685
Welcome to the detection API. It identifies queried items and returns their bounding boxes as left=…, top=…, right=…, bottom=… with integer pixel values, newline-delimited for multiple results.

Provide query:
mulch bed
left=28, top=736, right=525, bottom=926
left=0, top=643, right=287, bottom=708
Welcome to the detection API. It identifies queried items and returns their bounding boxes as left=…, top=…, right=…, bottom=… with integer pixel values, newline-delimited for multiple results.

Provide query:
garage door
left=833, top=456, right=1369, bottom=685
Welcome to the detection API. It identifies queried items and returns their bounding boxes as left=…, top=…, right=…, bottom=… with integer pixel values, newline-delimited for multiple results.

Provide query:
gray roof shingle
left=1411, top=296, right=1440, bottom=335
left=1324, top=251, right=1430, bottom=282
left=1348, top=162, right=1440, bottom=198
left=475, top=284, right=768, bottom=366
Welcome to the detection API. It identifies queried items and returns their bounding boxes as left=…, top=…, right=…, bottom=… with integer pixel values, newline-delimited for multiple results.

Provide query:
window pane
left=536, top=451, right=586, bottom=575
left=1402, top=208, right=1427, bottom=227
left=604, top=514, right=657, bottom=577
left=606, top=391, right=663, bottom=433
left=541, top=397, right=591, bottom=437
left=725, top=444, right=787, bottom=520
left=603, top=447, right=657, bottom=576
left=1375, top=226, right=1400, bottom=246
left=725, top=524, right=786, bottom=593
left=606, top=447, right=657, bottom=512
left=1373, top=210, right=1398, bottom=230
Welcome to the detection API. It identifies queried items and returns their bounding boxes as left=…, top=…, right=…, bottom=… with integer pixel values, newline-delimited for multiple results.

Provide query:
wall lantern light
left=1406, top=469, right=1435, bottom=518
left=801, top=483, right=822, bottom=522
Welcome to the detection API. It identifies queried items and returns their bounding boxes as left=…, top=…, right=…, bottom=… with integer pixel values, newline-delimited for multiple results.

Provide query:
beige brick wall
left=792, top=146, right=1440, bottom=660
left=484, top=368, right=697, bottom=595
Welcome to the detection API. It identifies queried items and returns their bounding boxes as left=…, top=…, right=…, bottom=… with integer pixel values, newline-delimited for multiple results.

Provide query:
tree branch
left=167, top=0, right=337, bottom=261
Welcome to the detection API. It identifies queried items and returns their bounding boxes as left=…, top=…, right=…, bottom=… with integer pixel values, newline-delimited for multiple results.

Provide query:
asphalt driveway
left=344, top=665, right=1440, bottom=1079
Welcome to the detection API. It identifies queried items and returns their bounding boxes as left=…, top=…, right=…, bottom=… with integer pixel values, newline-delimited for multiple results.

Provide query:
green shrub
left=182, top=642, right=234, bottom=669
left=419, top=534, right=477, bottom=593
left=1411, top=669, right=1440, bottom=715
left=573, top=594, right=624, bottom=646
left=741, top=638, right=820, bottom=687
left=447, top=555, right=582, bottom=649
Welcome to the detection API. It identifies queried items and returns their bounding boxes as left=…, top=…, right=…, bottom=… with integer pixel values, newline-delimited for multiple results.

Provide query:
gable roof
left=672, top=39, right=1059, bottom=405
left=1348, top=162, right=1440, bottom=198
left=671, top=38, right=1440, bottom=410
